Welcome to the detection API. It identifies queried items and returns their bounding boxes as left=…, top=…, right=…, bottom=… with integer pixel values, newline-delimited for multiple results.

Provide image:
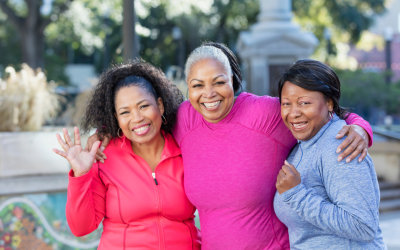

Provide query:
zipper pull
left=152, top=172, right=158, bottom=185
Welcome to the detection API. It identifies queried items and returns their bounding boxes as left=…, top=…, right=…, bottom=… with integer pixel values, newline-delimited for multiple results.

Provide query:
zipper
left=152, top=172, right=159, bottom=185
left=153, top=172, right=165, bottom=249
left=296, top=142, right=304, bottom=168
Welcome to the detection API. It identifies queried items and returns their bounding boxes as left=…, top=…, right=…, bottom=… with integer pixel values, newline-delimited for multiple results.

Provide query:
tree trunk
left=20, top=28, right=45, bottom=69
left=0, top=0, right=54, bottom=70
left=123, top=0, right=138, bottom=61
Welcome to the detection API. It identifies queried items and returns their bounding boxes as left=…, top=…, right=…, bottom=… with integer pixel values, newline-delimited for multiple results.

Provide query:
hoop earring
left=328, top=111, right=333, bottom=119
left=118, top=128, right=123, bottom=138
left=162, top=115, right=167, bottom=125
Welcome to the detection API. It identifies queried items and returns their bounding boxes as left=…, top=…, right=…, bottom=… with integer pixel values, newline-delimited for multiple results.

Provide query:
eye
left=192, top=84, right=203, bottom=88
left=120, top=111, right=129, bottom=115
left=300, top=102, right=310, bottom=105
left=216, top=81, right=225, bottom=85
left=282, top=102, right=290, bottom=106
left=140, top=104, right=149, bottom=109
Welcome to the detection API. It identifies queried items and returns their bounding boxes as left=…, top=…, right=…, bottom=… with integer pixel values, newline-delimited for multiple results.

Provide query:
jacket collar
left=298, top=114, right=339, bottom=150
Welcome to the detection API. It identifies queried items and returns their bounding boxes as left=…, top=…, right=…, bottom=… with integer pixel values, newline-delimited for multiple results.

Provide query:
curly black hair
left=81, top=60, right=184, bottom=139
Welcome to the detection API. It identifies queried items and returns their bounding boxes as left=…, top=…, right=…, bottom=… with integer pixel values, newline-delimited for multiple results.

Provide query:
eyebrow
left=117, top=100, right=148, bottom=111
left=190, top=75, right=226, bottom=84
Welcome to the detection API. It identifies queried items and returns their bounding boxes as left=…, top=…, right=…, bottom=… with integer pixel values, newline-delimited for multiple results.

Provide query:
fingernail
left=346, top=158, right=350, bottom=163
left=358, top=159, right=362, bottom=163
left=101, top=147, right=105, bottom=151
left=336, top=148, right=341, bottom=153
left=335, top=134, right=340, bottom=138
left=337, top=157, right=343, bottom=162
left=284, top=160, right=289, bottom=165
left=101, top=160, right=104, bottom=164
left=94, top=160, right=97, bottom=163
left=103, top=156, right=107, bottom=159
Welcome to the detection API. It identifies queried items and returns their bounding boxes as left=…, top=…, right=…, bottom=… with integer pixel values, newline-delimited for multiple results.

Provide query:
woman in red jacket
left=52, top=61, right=201, bottom=249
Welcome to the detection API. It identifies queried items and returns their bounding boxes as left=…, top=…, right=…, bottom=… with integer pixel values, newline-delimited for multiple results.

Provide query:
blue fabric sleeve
left=280, top=157, right=379, bottom=243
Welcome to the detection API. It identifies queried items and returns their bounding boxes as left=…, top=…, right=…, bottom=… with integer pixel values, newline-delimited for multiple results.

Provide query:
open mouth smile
left=291, top=122, right=308, bottom=131
left=132, top=124, right=151, bottom=135
left=202, top=101, right=221, bottom=110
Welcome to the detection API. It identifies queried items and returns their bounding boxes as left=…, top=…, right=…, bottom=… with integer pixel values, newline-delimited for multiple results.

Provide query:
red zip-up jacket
left=66, top=132, right=201, bottom=249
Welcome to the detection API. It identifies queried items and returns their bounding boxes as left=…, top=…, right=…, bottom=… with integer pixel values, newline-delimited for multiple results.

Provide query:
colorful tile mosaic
left=0, top=192, right=101, bottom=250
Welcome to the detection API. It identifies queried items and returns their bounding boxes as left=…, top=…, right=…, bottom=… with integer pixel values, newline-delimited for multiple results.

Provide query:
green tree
left=337, top=69, right=400, bottom=118
left=0, top=0, right=72, bottom=69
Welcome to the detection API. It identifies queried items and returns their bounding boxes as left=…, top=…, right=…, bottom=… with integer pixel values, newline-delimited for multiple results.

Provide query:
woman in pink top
left=87, top=43, right=372, bottom=250
left=52, top=62, right=200, bottom=249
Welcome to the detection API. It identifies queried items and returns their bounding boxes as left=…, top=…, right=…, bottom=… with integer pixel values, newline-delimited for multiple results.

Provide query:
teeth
left=293, top=123, right=307, bottom=128
left=203, top=101, right=220, bottom=108
left=134, top=125, right=149, bottom=132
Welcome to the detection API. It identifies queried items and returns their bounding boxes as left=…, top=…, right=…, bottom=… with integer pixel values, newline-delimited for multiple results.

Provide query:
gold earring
left=118, top=128, right=123, bottom=138
left=162, top=115, right=167, bottom=125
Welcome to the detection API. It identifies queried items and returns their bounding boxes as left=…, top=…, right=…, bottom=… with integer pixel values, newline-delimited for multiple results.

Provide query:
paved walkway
left=380, top=211, right=400, bottom=250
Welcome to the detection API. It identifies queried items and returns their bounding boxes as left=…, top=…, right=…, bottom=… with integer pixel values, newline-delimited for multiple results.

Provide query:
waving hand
left=52, top=127, right=101, bottom=177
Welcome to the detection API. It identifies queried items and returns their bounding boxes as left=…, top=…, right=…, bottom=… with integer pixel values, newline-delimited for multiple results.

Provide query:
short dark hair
left=81, top=60, right=184, bottom=138
left=277, top=59, right=349, bottom=119
left=202, top=42, right=243, bottom=93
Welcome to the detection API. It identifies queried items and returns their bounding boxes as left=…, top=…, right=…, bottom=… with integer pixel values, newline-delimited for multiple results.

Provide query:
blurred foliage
left=0, top=9, right=22, bottom=68
left=293, top=0, right=386, bottom=61
left=0, top=0, right=387, bottom=81
left=337, top=69, right=400, bottom=118
left=293, top=0, right=385, bottom=43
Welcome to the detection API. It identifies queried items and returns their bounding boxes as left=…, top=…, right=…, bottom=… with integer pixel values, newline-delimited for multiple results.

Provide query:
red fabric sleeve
left=344, top=113, right=373, bottom=147
left=65, top=166, right=106, bottom=237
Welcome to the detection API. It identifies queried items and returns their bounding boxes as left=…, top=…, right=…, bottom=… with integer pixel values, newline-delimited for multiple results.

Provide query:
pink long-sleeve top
left=66, top=132, right=201, bottom=250
left=172, top=92, right=373, bottom=250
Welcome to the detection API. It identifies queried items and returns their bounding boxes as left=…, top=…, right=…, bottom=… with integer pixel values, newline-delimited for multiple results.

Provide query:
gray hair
left=184, top=46, right=232, bottom=81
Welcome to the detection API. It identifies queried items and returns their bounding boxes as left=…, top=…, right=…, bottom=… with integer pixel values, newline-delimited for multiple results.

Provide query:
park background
left=1, top=0, right=400, bottom=249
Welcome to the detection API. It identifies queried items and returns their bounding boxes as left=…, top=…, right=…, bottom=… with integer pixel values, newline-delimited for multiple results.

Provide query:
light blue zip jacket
left=273, top=114, right=386, bottom=250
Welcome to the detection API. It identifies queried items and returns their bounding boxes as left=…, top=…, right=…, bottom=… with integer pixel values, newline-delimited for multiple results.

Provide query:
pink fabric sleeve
left=66, top=166, right=106, bottom=237
left=173, top=101, right=201, bottom=146
left=344, top=113, right=373, bottom=147
left=241, top=95, right=297, bottom=150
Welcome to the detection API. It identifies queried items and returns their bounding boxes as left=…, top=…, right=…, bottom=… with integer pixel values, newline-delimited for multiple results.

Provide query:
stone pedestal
left=0, top=127, right=92, bottom=195
left=237, top=0, right=318, bottom=96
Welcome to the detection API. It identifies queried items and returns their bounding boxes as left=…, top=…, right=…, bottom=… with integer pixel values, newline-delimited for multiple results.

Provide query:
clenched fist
left=276, top=160, right=301, bottom=195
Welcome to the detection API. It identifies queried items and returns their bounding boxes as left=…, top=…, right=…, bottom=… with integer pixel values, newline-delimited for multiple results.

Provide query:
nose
left=130, top=109, right=144, bottom=124
left=288, top=104, right=301, bottom=119
left=203, top=84, right=216, bottom=99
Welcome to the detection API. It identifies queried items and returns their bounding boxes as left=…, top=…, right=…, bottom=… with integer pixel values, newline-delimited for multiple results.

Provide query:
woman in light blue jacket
left=273, top=59, right=386, bottom=250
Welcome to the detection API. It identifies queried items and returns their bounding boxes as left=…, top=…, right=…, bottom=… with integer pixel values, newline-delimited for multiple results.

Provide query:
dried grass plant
left=0, top=64, right=61, bottom=131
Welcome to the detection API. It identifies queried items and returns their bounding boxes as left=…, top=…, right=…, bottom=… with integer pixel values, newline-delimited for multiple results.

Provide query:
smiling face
left=281, top=81, right=333, bottom=141
left=187, top=58, right=234, bottom=123
left=114, top=85, right=164, bottom=145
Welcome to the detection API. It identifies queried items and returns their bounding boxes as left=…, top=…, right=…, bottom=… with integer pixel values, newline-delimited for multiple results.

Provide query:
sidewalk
left=380, top=211, right=400, bottom=250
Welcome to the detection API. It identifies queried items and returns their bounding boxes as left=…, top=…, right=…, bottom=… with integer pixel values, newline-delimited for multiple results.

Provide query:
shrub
left=336, top=69, right=400, bottom=118
left=0, top=64, right=61, bottom=131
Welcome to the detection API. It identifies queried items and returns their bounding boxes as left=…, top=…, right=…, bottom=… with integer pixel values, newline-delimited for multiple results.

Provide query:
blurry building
left=348, top=0, right=400, bottom=82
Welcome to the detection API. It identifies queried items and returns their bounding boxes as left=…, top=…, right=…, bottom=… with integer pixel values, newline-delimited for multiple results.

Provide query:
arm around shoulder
left=172, top=100, right=201, bottom=146
left=344, top=113, right=373, bottom=147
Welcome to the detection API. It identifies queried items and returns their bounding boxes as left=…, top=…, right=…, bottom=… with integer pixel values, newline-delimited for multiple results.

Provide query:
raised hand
left=276, top=160, right=301, bottom=195
left=52, top=127, right=101, bottom=177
